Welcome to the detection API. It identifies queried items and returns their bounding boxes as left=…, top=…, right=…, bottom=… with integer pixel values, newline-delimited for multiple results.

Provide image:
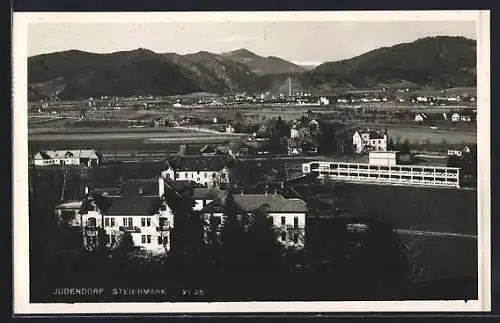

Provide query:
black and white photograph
left=13, top=11, right=491, bottom=314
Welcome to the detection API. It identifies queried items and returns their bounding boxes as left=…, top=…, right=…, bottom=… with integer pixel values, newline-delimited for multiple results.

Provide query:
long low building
left=302, top=161, right=461, bottom=188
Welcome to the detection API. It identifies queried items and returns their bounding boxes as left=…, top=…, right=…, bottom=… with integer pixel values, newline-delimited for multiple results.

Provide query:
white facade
left=353, top=131, right=387, bottom=154
left=302, top=161, right=461, bottom=188
left=202, top=195, right=307, bottom=249
left=80, top=195, right=175, bottom=254
left=226, top=124, right=235, bottom=133
left=369, top=151, right=398, bottom=166
left=34, top=149, right=100, bottom=167
left=161, top=167, right=229, bottom=188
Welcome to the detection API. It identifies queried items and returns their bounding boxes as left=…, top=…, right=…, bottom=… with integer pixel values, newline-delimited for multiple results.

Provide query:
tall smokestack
left=288, top=77, right=292, bottom=97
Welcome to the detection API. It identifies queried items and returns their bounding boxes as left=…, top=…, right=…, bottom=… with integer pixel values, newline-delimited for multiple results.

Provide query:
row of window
left=141, top=234, right=168, bottom=245
left=102, top=217, right=170, bottom=228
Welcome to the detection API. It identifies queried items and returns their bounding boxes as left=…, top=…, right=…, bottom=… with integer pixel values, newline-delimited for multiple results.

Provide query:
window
left=204, top=173, right=208, bottom=178
left=281, top=231, right=287, bottom=241
left=147, top=235, right=151, bottom=243
left=160, top=218, right=170, bottom=228
left=281, top=216, right=286, bottom=226
left=110, top=218, right=115, bottom=227
left=293, top=233, right=299, bottom=243
left=158, top=236, right=163, bottom=244
left=183, top=173, right=187, bottom=178
left=104, top=218, right=110, bottom=227
left=294, top=217, right=299, bottom=229
left=123, top=218, right=128, bottom=227
left=141, top=235, right=146, bottom=244
left=87, top=217, right=96, bottom=227
left=128, top=217, right=133, bottom=227
left=147, top=218, right=151, bottom=227
left=165, top=173, right=171, bottom=179
left=175, top=173, right=180, bottom=179
left=111, top=235, right=116, bottom=244
left=141, top=218, right=146, bottom=227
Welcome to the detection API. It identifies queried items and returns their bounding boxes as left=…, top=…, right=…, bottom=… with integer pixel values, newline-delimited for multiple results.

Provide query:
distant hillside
left=182, top=51, right=254, bottom=91
left=221, top=48, right=306, bottom=75
left=27, top=36, right=477, bottom=100
left=313, top=36, right=476, bottom=88
left=28, top=49, right=202, bottom=99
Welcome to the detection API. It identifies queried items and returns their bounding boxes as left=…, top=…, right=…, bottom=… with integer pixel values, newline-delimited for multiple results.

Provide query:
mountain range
left=27, top=36, right=476, bottom=100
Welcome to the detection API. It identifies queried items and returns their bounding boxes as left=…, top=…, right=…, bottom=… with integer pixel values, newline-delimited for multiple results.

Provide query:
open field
left=384, top=125, right=476, bottom=145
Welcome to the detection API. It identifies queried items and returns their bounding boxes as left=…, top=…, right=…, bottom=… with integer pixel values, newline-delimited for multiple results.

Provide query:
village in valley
left=28, top=88, right=478, bottom=301
left=26, top=27, right=479, bottom=302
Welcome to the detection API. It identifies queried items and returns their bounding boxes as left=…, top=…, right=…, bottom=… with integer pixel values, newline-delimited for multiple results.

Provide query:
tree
left=95, top=227, right=110, bottom=254
left=400, top=139, right=411, bottom=154
left=219, top=194, right=246, bottom=272
left=387, top=137, right=395, bottom=150
left=247, top=206, right=284, bottom=274
left=116, top=231, right=134, bottom=253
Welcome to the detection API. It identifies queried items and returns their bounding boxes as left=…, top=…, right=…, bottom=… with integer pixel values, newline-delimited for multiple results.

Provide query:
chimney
left=158, top=176, right=165, bottom=197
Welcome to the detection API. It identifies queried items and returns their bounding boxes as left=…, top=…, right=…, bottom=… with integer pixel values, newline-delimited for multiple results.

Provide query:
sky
left=27, top=21, right=476, bottom=65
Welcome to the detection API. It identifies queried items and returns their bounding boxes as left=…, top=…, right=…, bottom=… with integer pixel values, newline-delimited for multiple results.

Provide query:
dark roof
left=356, top=129, right=385, bottom=139
left=92, top=188, right=122, bottom=197
left=192, top=187, right=224, bottom=200
left=106, top=196, right=161, bottom=216
left=120, top=178, right=159, bottom=197
left=170, top=156, right=228, bottom=171
left=201, top=199, right=225, bottom=213
left=232, top=194, right=307, bottom=213
left=166, top=179, right=204, bottom=192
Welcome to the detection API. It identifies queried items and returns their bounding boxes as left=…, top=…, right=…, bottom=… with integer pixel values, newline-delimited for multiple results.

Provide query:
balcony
left=84, top=226, right=99, bottom=231
left=119, top=226, right=141, bottom=233
left=156, top=226, right=171, bottom=232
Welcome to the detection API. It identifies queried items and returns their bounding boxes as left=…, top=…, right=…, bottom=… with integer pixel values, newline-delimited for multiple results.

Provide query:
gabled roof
left=232, top=194, right=307, bottom=213
left=35, top=149, right=100, bottom=159
left=169, top=156, right=228, bottom=171
left=55, top=200, right=83, bottom=210
left=106, top=196, right=161, bottom=216
left=355, top=129, right=385, bottom=139
left=192, top=187, right=224, bottom=200
left=201, top=199, right=225, bottom=213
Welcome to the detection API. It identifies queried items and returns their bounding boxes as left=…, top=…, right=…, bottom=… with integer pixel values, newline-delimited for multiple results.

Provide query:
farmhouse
left=201, top=193, right=307, bottom=249
left=352, top=129, right=388, bottom=154
left=414, top=113, right=428, bottom=123
left=34, top=149, right=102, bottom=167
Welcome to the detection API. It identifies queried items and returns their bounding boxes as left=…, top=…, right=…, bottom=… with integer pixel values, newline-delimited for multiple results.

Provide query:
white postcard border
left=12, top=10, right=491, bottom=314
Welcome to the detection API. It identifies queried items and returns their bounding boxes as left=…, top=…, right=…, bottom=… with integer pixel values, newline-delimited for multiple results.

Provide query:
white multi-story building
left=161, top=157, right=230, bottom=188
left=80, top=176, right=174, bottom=253
left=201, top=193, right=307, bottom=249
left=352, top=129, right=388, bottom=154
left=302, top=160, right=461, bottom=188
